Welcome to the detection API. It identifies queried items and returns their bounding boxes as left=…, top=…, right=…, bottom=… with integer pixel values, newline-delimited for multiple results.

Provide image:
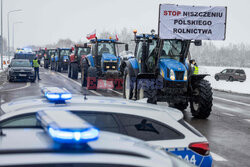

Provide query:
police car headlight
left=170, top=69, right=175, bottom=80
left=184, top=70, right=188, bottom=81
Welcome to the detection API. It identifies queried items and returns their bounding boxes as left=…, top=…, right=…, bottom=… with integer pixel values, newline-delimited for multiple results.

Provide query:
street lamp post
left=1, top=0, right=3, bottom=70
left=12, top=22, right=23, bottom=52
left=7, top=9, right=22, bottom=60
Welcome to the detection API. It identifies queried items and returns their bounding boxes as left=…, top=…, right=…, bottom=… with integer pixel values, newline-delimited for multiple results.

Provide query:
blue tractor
left=81, top=38, right=128, bottom=89
left=54, top=48, right=71, bottom=72
left=121, top=30, right=213, bottom=119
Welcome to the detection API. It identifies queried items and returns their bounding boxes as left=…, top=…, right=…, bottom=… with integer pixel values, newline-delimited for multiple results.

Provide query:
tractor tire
left=57, top=63, right=61, bottom=72
left=123, top=67, right=134, bottom=99
left=136, top=79, right=157, bottom=104
left=68, top=64, right=71, bottom=78
left=81, top=59, right=88, bottom=87
left=190, top=79, right=213, bottom=119
left=170, top=102, right=188, bottom=111
left=71, top=63, right=78, bottom=80
left=87, top=67, right=98, bottom=90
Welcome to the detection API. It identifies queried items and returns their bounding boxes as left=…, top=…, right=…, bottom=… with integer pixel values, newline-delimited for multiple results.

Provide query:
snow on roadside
left=200, top=66, right=250, bottom=94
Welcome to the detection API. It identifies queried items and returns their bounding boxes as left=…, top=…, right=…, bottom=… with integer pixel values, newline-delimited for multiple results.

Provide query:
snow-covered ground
left=200, top=66, right=250, bottom=94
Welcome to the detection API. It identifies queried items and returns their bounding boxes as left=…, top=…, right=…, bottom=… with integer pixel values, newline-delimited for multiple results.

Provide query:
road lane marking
left=55, top=71, right=102, bottom=96
left=0, top=82, right=31, bottom=93
left=214, top=96, right=250, bottom=107
left=243, top=119, right=250, bottom=123
left=211, top=152, right=227, bottom=161
left=222, top=113, right=235, bottom=117
left=108, top=89, right=123, bottom=96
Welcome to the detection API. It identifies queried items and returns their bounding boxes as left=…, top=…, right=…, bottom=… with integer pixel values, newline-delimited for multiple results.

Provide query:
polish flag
left=86, top=30, right=96, bottom=40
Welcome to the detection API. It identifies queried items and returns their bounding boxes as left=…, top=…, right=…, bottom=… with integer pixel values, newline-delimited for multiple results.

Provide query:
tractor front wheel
left=123, top=67, right=134, bottom=99
left=81, top=60, right=88, bottom=87
left=71, top=63, right=78, bottom=79
left=190, top=79, right=213, bottom=119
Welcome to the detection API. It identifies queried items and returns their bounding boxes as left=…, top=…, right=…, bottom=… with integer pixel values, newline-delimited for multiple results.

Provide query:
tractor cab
left=133, top=33, right=190, bottom=82
left=89, top=39, right=120, bottom=74
left=68, top=44, right=91, bottom=79
left=54, top=48, right=71, bottom=72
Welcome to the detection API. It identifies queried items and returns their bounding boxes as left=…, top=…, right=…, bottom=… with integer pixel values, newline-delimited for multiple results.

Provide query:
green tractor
left=121, top=31, right=212, bottom=119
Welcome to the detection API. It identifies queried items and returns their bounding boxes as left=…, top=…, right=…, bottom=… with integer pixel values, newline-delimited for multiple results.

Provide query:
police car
left=0, top=109, right=194, bottom=167
left=0, top=87, right=212, bottom=167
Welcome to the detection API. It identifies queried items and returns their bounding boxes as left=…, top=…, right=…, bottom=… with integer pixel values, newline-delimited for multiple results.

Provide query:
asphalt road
left=0, top=68, right=249, bottom=167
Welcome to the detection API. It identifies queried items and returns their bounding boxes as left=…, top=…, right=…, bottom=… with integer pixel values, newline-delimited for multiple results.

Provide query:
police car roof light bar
left=36, top=110, right=99, bottom=143
left=41, top=87, right=72, bottom=102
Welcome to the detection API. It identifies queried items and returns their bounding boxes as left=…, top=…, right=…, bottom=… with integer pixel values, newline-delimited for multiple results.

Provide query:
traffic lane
left=213, top=90, right=250, bottom=104
left=0, top=68, right=98, bottom=114
left=184, top=101, right=250, bottom=167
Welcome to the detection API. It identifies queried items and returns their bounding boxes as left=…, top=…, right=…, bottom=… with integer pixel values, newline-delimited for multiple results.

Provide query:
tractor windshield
left=78, top=47, right=91, bottom=56
left=98, top=42, right=116, bottom=56
left=161, top=40, right=184, bottom=61
left=60, top=50, right=71, bottom=56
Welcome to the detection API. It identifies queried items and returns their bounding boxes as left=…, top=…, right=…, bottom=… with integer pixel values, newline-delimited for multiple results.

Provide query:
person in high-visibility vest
left=33, top=57, right=41, bottom=81
left=190, top=59, right=199, bottom=75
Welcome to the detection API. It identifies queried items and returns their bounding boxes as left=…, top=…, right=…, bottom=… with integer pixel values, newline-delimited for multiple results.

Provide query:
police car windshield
left=11, top=61, right=31, bottom=67
left=78, top=47, right=91, bottom=56
left=161, top=40, right=184, bottom=61
left=98, top=42, right=116, bottom=55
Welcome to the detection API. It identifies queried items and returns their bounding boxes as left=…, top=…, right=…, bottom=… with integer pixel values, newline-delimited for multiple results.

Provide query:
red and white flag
left=116, top=34, right=119, bottom=41
left=86, top=30, right=96, bottom=40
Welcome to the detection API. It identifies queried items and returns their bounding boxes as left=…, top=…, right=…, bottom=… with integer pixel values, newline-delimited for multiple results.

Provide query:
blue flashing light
left=37, top=110, right=99, bottom=144
left=48, top=127, right=99, bottom=143
left=42, top=87, right=72, bottom=102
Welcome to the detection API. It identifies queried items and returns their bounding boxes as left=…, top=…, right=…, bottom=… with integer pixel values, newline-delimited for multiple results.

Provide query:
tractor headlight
left=106, top=66, right=110, bottom=69
left=184, top=70, right=188, bottom=81
left=170, top=69, right=175, bottom=80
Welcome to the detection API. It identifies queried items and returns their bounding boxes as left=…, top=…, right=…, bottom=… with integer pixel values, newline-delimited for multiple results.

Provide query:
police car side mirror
left=194, top=40, right=202, bottom=46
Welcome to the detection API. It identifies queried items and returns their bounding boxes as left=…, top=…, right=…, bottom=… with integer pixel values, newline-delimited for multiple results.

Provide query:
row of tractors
left=38, top=32, right=213, bottom=119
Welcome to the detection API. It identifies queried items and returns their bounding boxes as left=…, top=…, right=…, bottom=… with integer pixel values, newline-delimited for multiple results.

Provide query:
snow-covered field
left=200, top=66, right=250, bottom=94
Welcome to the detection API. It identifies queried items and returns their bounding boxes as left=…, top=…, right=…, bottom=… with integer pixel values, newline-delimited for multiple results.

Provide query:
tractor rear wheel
left=87, top=67, right=98, bottom=90
left=136, top=79, right=157, bottom=104
left=123, top=67, right=134, bottom=99
left=190, top=79, right=213, bottom=119
left=71, top=63, right=78, bottom=79
left=81, top=60, right=88, bottom=87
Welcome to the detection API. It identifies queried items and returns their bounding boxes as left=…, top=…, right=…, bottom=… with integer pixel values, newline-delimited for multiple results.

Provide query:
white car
left=0, top=87, right=212, bottom=166
left=0, top=109, right=194, bottom=167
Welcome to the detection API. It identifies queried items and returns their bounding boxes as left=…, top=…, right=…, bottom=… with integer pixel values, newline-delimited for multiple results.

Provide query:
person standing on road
left=33, top=57, right=41, bottom=81
left=190, top=59, right=199, bottom=75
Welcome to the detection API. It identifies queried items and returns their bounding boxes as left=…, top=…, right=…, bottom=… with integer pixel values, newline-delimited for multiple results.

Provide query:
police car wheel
left=190, top=79, right=213, bottom=119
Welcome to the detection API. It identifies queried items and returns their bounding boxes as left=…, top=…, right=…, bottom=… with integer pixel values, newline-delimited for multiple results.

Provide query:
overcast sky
left=2, top=0, right=250, bottom=48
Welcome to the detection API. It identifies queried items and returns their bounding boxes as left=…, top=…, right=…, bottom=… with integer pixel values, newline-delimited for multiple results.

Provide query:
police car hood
left=0, top=95, right=183, bottom=122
